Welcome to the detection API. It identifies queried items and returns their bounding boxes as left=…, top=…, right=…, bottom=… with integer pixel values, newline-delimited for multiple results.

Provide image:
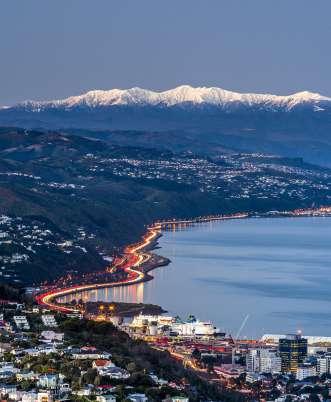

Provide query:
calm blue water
left=60, top=217, right=331, bottom=338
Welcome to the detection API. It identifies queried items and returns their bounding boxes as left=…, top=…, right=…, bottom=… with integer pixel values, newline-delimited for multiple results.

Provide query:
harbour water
left=59, top=217, right=331, bottom=338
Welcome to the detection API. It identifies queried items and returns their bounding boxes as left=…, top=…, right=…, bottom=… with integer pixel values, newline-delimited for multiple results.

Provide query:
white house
left=100, top=366, right=130, bottom=379
left=37, top=374, right=59, bottom=389
left=16, top=371, right=40, bottom=382
left=0, top=384, right=17, bottom=396
left=21, top=391, right=38, bottom=402
left=127, top=393, right=148, bottom=402
left=41, top=315, right=58, bottom=328
left=71, top=350, right=111, bottom=360
left=0, top=362, right=19, bottom=375
left=13, top=316, right=30, bottom=330
left=92, top=359, right=115, bottom=373
left=40, top=331, right=64, bottom=342
left=96, top=395, right=116, bottom=402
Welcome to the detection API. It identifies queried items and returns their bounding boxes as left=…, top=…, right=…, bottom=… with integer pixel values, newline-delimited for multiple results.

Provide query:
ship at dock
left=129, top=313, right=225, bottom=338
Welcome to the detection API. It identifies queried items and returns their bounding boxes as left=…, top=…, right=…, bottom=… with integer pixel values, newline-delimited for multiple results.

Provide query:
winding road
left=35, top=224, right=162, bottom=313
left=35, top=213, right=249, bottom=314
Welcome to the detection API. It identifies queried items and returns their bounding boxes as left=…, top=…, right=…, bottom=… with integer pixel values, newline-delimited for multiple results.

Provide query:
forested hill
left=0, top=127, right=330, bottom=284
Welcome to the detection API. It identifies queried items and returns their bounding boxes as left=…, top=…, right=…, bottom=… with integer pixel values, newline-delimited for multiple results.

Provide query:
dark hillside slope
left=0, top=128, right=330, bottom=284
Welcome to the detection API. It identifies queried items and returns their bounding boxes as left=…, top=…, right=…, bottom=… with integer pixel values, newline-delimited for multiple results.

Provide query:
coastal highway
left=155, top=213, right=249, bottom=228
left=35, top=224, right=162, bottom=313
left=35, top=213, right=249, bottom=313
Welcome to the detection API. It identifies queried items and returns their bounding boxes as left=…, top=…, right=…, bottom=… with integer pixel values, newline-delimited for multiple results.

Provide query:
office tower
left=279, top=334, right=307, bottom=373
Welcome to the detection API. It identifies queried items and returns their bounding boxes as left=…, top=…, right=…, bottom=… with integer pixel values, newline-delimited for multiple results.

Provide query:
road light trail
left=35, top=224, right=161, bottom=313
left=35, top=214, right=248, bottom=313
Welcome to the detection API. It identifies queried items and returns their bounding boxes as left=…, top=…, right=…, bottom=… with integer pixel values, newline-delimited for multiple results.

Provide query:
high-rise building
left=279, top=334, right=307, bottom=373
left=260, top=350, right=282, bottom=373
left=246, top=349, right=260, bottom=372
left=246, top=348, right=281, bottom=373
left=316, top=354, right=331, bottom=375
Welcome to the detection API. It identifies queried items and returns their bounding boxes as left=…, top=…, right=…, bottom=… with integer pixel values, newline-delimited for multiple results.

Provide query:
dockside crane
left=231, top=314, right=250, bottom=367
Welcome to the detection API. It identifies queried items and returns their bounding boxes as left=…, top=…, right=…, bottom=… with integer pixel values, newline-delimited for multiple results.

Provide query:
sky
left=1, top=0, right=331, bottom=105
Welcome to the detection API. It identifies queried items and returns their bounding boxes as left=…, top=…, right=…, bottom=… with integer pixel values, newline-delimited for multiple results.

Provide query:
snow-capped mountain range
left=1, top=85, right=331, bottom=168
left=15, top=85, right=331, bottom=111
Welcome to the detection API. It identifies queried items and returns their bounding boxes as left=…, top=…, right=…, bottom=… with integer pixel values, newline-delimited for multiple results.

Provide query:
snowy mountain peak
left=17, top=85, right=331, bottom=111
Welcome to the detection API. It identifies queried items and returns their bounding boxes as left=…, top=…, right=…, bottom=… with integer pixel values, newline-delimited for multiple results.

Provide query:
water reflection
left=57, top=217, right=331, bottom=337
left=57, top=282, right=145, bottom=304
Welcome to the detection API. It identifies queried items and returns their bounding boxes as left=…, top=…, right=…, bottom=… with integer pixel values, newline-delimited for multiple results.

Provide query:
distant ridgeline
left=1, top=85, right=331, bottom=167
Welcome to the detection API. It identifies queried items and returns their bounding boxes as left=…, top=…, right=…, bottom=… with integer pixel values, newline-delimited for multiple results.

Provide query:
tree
left=191, top=348, right=201, bottom=361
left=126, top=362, right=137, bottom=373
left=20, top=380, right=35, bottom=391
left=82, top=368, right=97, bottom=385
left=115, top=384, right=126, bottom=400
left=309, top=394, right=321, bottom=402
left=321, top=388, right=329, bottom=401
left=94, top=375, right=101, bottom=386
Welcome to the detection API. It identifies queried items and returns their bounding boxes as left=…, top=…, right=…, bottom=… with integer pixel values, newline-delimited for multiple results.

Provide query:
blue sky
left=1, top=0, right=330, bottom=105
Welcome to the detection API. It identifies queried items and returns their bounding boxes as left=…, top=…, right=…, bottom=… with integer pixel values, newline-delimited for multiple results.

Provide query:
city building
left=317, top=354, right=331, bottom=375
left=260, top=350, right=282, bottom=373
left=279, top=334, right=308, bottom=373
left=296, top=363, right=317, bottom=380
left=41, top=315, right=58, bottom=328
left=246, top=348, right=281, bottom=373
left=13, top=316, right=30, bottom=331
left=246, top=349, right=260, bottom=372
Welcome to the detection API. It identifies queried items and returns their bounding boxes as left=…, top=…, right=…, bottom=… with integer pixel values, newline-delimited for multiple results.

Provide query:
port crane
left=231, top=314, right=250, bottom=367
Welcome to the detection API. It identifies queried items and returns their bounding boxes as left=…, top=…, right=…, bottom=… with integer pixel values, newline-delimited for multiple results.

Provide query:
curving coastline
left=35, top=224, right=163, bottom=313
left=35, top=214, right=248, bottom=313
left=35, top=207, right=331, bottom=313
